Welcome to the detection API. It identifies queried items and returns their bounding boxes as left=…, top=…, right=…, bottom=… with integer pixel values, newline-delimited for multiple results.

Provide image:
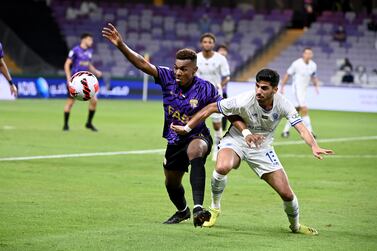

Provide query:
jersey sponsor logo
left=189, top=99, right=198, bottom=108
left=262, top=114, right=269, bottom=120
left=168, top=105, right=190, bottom=124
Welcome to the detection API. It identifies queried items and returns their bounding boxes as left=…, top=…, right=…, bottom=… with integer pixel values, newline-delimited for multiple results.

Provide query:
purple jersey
left=155, top=66, right=222, bottom=144
left=0, top=42, right=4, bottom=58
left=68, top=45, right=93, bottom=75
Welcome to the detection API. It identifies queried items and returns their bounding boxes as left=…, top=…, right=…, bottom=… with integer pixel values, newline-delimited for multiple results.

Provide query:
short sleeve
left=68, top=49, right=75, bottom=60
left=220, top=56, right=230, bottom=77
left=286, top=61, right=295, bottom=75
left=217, top=91, right=251, bottom=116
left=205, top=81, right=222, bottom=103
left=154, top=66, right=174, bottom=87
left=311, top=63, right=317, bottom=77
left=282, top=97, right=302, bottom=126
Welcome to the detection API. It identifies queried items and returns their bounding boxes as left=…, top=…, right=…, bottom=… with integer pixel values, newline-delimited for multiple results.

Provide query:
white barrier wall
left=0, top=74, right=15, bottom=100
left=227, top=82, right=377, bottom=113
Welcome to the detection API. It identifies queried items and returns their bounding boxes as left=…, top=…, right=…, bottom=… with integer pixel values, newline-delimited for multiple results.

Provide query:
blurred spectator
left=199, top=14, right=211, bottom=33
left=333, top=25, right=347, bottom=43
left=354, top=65, right=368, bottom=85
left=340, top=57, right=353, bottom=71
left=304, top=0, right=315, bottom=29
left=222, top=15, right=235, bottom=42
left=367, top=16, right=377, bottom=32
left=341, top=66, right=354, bottom=83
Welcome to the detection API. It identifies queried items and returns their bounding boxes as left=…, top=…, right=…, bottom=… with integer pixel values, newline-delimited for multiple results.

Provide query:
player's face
left=174, top=59, right=198, bottom=88
left=83, top=37, right=94, bottom=48
left=302, top=49, right=313, bottom=61
left=201, top=37, right=215, bottom=52
left=255, top=81, right=277, bottom=103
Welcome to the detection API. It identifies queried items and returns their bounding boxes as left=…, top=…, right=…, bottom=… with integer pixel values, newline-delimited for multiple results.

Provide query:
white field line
left=1, top=135, right=376, bottom=162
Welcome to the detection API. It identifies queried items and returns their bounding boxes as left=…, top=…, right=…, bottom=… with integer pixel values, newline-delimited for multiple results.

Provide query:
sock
left=190, top=157, right=206, bottom=207
left=87, top=109, right=96, bottom=125
left=211, top=170, right=228, bottom=209
left=283, top=195, right=300, bottom=230
left=302, top=115, right=312, bottom=132
left=166, top=184, right=187, bottom=211
left=214, top=128, right=223, bottom=145
left=64, top=112, right=70, bottom=127
left=212, top=128, right=222, bottom=159
left=283, top=120, right=291, bottom=133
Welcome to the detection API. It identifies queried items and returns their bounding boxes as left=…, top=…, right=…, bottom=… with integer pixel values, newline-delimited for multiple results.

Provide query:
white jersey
left=196, top=51, right=230, bottom=88
left=217, top=91, right=302, bottom=148
left=287, top=58, right=317, bottom=88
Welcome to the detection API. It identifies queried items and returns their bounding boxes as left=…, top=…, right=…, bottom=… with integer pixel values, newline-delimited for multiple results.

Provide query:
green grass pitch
left=1, top=99, right=377, bottom=250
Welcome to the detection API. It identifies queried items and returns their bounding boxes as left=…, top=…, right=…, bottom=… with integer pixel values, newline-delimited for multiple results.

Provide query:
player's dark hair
left=176, top=48, right=197, bottom=63
left=256, top=69, right=280, bottom=87
left=217, top=44, right=228, bottom=52
left=303, top=47, right=312, bottom=52
left=80, top=33, right=93, bottom=40
left=200, top=32, right=216, bottom=43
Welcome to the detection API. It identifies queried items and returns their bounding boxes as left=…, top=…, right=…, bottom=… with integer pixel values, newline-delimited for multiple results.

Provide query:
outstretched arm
left=294, top=122, right=334, bottom=159
left=102, top=23, right=158, bottom=78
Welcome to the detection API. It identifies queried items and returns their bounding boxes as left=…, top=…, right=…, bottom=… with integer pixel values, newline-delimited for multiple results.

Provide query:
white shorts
left=292, top=84, right=307, bottom=107
left=219, top=135, right=283, bottom=178
left=211, top=112, right=224, bottom=123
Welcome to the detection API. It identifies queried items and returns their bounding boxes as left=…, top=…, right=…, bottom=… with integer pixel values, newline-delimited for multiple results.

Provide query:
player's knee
left=281, top=191, right=294, bottom=201
left=215, top=162, right=232, bottom=175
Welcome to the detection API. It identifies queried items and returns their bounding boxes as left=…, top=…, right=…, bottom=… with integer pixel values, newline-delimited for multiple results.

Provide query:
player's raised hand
left=102, top=23, right=124, bottom=47
left=245, top=134, right=265, bottom=148
left=311, top=146, right=334, bottom=160
left=170, top=123, right=188, bottom=135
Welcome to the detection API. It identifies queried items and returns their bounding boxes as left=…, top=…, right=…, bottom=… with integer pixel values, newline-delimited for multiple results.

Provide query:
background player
left=0, top=42, right=17, bottom=97
left=102, top=23, right=222, bottom=227
left=171, top=69, right=333, bottom=235
left=217, top=44, right=230, bottom=131
left=63, top=33, right=102, bottom=131
left=280, top=47, right=319, bottom=138
left=197, top=33, right=230, bottom=161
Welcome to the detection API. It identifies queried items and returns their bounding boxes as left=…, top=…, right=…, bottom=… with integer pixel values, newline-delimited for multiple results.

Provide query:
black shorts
left=163, top=135, right=213, bottom=172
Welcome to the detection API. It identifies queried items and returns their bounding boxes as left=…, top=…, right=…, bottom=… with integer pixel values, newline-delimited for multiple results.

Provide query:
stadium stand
left=268, top=11, right=377, bottom=87
left=50, top=1, right=292, bottom=78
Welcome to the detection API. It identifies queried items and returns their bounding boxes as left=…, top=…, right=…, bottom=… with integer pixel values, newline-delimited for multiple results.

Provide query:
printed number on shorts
left=266, top=151, right=279, bottom=165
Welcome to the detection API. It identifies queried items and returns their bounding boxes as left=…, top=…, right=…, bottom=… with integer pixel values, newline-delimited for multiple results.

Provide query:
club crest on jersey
left=273, top=113, right=279, bottom=121
left=189, top=99, right=198, bottom=108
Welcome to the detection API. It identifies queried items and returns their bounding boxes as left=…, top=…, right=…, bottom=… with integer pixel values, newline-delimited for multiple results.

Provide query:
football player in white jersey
left=280, top=47, right=319, bottom=138
left=171, top=69, right=333, bottom=235
left=196, top=33, right=230, bottom=161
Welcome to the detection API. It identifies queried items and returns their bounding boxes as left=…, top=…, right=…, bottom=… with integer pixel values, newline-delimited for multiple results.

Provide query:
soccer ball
left=68, top=71, right=99, bottom=101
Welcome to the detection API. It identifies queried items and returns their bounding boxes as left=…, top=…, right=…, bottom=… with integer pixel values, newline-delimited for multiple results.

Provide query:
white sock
left=302, top=115, right=312, bottom=132
left=283, top=195, right=300, bottom=230
left=211, top=170, right=227, bottom=209
left=283, top=120, right=291, bottom=133
left=214, top=128, right=223, bottom=145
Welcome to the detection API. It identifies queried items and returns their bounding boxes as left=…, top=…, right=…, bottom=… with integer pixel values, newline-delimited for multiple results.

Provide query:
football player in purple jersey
left=63, top=33, right=102, bottom=131
left=103, top=23, right=226, bottom=227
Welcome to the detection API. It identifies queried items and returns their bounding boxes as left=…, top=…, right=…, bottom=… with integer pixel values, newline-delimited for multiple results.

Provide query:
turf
left=0, top=99, right=377, bottom=251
